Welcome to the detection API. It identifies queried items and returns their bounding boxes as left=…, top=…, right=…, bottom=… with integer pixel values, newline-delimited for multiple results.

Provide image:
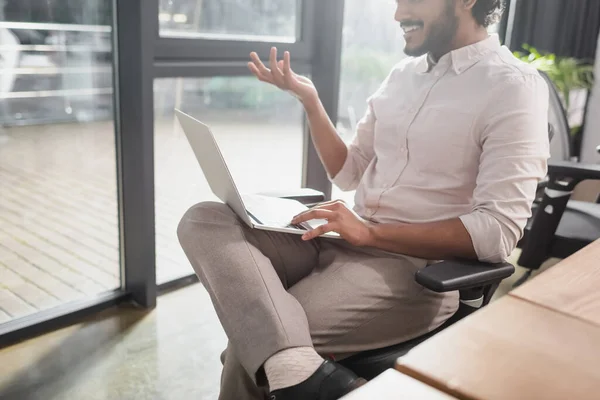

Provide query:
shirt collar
left=426, top=53, right=438, bottom=72
left=450, top=34, right=501, bottom=74
left=417, top=34, right=501, bottom=75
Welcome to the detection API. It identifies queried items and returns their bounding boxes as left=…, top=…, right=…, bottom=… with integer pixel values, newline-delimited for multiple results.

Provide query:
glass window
left=154, top=77, right=305, bottom=284
left=0, top=1, right=120, bottom=324
left=333, top=0, right=406, bottom=204
left=158, top=0, right=299, bottom=41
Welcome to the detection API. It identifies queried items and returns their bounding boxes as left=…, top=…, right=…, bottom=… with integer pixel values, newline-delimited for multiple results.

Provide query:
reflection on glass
left=154, top=77, right=304, bottom=283
left=333, top=0, right=406, bottom=204
left=158, top=0, right=298, bottom=41
left=0, top=1, right=120, bottom=324
left=0, top=2, right=113, bottom=126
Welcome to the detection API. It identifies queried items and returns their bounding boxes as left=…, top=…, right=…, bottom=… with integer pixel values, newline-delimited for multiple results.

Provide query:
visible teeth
left=403, top=25, right=421, bottom=33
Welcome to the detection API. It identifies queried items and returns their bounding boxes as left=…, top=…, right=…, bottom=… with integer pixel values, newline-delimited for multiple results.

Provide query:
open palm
left=248, top=47, right=318, bottom=103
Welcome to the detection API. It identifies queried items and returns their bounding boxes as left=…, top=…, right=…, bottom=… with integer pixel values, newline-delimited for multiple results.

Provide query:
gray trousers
left=177, top=202, right=459, bottom=400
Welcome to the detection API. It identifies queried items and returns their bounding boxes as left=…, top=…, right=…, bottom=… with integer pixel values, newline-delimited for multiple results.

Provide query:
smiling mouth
left=401, top=22, right=424, bottom=35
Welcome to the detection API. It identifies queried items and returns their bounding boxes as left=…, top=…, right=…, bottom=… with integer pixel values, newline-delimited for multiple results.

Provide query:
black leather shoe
left=269, top=360, right=366, bottom=400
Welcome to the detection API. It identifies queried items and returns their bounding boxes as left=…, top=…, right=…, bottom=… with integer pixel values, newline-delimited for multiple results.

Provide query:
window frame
left=126, top=0, right=343, bottom=303
left=154, top=0, right=315, bottom=63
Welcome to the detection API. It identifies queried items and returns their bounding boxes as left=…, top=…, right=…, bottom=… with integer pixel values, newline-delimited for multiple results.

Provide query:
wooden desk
left=342, top=369, right=457, bottom=399
left=393, top=240, right=600, bottom=399
left=396, top=297, right=600, bottom=400
left=510, top=240, right=600, bottom=326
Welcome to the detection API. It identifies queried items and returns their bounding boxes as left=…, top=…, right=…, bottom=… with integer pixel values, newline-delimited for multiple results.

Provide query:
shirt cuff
left=459, top=212, right=507, bottom=263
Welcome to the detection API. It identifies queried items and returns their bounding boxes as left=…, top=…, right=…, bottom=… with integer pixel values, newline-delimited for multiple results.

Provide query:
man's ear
left=461, top=0, right=478, bottom=11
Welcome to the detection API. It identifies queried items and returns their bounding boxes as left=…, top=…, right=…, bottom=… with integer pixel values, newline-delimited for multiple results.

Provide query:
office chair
left=261, top=188, right=515, bottom=380
left=515, top=71, right=600, bottom=285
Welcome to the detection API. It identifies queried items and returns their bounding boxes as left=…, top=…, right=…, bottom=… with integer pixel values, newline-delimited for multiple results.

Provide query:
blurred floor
left=0, top=283, right=227, bottom=400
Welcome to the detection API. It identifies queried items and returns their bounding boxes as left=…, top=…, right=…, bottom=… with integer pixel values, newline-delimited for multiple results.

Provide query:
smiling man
left=177, top=1, right=550, bottom=399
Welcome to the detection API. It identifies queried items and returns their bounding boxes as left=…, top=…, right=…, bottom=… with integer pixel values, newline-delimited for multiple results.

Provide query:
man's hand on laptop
left=248, top=47, right=318, bottom=106
left=291, top=200, right=374, bottom=246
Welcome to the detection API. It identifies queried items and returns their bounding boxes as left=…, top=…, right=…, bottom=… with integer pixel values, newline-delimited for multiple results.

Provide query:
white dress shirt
left=331, top=35, right=550, bottom=263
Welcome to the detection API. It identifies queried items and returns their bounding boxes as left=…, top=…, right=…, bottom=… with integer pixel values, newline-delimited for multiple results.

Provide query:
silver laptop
left=175, top=109, right=339, bottom=238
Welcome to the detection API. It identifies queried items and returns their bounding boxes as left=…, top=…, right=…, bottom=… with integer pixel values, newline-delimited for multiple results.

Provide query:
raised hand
left=248, top=47, right=318, bottom=104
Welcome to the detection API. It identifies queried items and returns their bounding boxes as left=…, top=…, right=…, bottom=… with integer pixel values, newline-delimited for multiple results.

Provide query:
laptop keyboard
left=246, top=209, right=308, bottom=230
left=241, top=194, right=309, bottom=228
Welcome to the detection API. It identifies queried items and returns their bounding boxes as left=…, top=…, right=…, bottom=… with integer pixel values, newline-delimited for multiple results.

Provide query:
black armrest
left=518, top=158, right=600, bottom=266
left=548, top=160, right=600, bottom=181
left=257, top=188, right=326, bottom=205
left=517, top=160, right=596, bottom=268
left=415, top=259, right=515, bottom=293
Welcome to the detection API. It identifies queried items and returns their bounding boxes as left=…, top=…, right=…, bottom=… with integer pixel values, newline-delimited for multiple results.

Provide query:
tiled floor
left=0, top=111, right=308, bottom=323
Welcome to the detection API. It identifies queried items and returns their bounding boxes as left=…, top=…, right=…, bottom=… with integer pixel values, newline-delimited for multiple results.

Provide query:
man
left=177, top=0, right=549, bottom=399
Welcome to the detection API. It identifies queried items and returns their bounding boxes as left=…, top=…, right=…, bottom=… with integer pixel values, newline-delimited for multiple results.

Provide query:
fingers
left=269, top=47, right=285, bottom=87
left=249, top=52, right=270, bottom=75
left=308, top=200, right=346, bottom=212
left=249, top=48, right=296, bottom=90
left=282, top=51, right=294, bottom=85
left=247, top=62, right=274, bottom=84
left=302, top=223, right=337, bottom=241
left=248, top=52, right=275, bottom=84
left=292, top=209, right=336, bottom=224
left=292, top=200, right=347, bottom=222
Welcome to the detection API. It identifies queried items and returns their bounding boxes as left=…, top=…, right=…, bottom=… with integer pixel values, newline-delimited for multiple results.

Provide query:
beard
left=404, top=2, right=459, bottom=57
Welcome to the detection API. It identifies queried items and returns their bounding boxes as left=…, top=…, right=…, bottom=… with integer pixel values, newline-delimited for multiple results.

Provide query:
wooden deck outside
left=0, top=114, right=305, bottom=323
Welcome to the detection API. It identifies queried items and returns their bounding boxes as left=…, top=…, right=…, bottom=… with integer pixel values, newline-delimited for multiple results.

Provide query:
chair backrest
left=538, top=70, right=572, bottom=161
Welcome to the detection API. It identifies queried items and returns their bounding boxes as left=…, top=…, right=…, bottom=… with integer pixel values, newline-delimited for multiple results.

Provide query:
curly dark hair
left=471, top=0, right=506, bottom=27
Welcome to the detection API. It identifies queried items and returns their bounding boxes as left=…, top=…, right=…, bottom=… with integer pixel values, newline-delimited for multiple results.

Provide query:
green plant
left=513, top=44, right=594, bottom=111
left=203, top=77, right=284, bottom=109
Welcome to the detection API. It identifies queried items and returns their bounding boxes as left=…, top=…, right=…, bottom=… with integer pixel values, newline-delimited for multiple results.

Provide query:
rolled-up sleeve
left=459, top=73, right=550, bottom=263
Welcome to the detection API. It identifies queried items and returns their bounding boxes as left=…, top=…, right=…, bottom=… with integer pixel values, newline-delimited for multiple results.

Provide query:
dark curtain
left=509, top=0, right=600, bottom=62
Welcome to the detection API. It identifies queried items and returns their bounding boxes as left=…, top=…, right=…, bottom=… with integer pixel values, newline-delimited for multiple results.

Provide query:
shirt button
left=400, top=146, right=407, bottom=152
